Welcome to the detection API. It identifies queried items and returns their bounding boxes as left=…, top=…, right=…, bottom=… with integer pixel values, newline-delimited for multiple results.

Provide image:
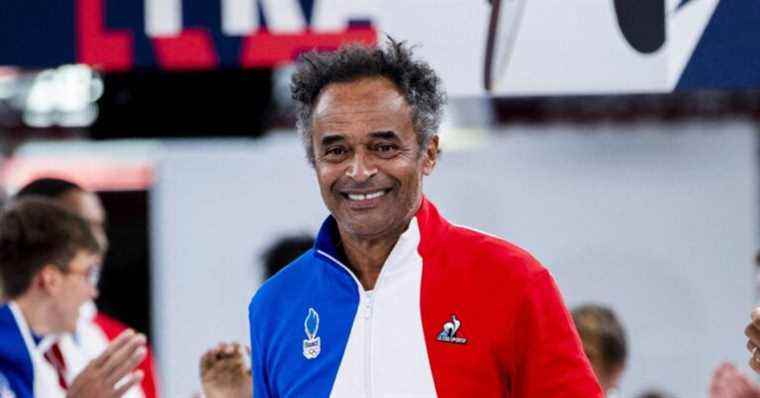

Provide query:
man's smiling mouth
left=341, top=189, right=392, bottom=201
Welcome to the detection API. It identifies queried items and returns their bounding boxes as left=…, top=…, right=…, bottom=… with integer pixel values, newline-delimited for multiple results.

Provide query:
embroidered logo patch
left=436, top=314, right=467, bottom=344
left=303, top=308, right=321, bottom=359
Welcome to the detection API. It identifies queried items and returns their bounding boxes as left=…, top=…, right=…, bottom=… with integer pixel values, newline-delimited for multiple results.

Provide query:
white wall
left=152, top=121, right=758, bottom=397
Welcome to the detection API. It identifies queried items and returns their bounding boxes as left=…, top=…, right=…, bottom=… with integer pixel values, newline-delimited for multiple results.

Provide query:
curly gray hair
left=290, top=37, right=446, bottom=165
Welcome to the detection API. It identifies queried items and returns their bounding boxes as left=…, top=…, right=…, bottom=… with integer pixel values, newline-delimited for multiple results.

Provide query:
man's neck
left=14, top=293, right=55, bottom=336
left=338, top=223, right=409, bottom=291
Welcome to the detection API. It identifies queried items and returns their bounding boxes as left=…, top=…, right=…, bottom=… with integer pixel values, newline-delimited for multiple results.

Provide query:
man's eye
left=326, top=147, right=346, bottom=156
left=375, top=144, right=396, bottom=153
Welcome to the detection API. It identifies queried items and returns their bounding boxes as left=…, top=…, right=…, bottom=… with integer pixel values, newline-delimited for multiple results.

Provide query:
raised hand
left=66, top=329, right=147, bottom=398
left=709, top=362, right=760, bottom=398
left=200, top=342, right=252, bottom=398
left=746, top=308, right=760, bottom=373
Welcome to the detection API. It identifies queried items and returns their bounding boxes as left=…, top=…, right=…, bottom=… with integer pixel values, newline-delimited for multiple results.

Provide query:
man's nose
left=345, top=151, right=378, bottom=181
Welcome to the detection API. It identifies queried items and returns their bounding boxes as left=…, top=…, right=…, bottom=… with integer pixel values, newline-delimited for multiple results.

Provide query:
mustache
left=332, top=176, right=393, bottom=192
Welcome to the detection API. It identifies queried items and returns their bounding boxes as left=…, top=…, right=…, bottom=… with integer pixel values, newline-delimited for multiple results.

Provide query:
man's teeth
left=347, top=191, right=386, bottom=201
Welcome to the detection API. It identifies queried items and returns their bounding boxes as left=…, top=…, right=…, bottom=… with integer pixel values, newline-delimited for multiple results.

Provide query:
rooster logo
left=437, top=314, right=468, bottom=344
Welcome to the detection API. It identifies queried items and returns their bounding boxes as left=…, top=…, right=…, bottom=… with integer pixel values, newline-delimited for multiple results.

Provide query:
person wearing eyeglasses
left=0, top=197, right=147, bottom=398
left=14, top=178, right=159, bottom=398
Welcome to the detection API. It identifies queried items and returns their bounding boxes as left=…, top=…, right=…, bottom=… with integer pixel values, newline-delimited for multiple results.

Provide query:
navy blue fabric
left=314, top=217, right=341, bottom=260
left=249, top=216, right=359, bottom=397
left=677, top=1, right=760, bottom=90
left=0, top=304, right=35, bottom=398
left=0, top=0, right=76, bottom=67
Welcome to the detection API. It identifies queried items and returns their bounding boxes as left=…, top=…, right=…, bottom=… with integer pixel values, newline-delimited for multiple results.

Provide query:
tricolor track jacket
left=249, top=198, right=601, bottom=397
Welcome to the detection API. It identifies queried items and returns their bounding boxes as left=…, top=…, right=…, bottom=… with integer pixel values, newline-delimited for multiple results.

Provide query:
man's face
left=49, top=250, right=100, bottom=333
left=59, top=190, right=108, bottom=252
left=311, top=77, right=438, bottom=240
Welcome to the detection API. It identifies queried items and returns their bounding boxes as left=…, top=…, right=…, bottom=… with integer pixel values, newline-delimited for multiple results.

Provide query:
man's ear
left=37, top=265, right=63, bottom=295
left=422, top=135, right=439, bottom=176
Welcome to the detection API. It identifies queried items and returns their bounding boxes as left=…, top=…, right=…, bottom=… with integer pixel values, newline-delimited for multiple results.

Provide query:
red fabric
left=416, top=198, right=602, bottom=398
left=93, top=312, right=159, bottom=398
left=43, top=342, right=68, bottom=390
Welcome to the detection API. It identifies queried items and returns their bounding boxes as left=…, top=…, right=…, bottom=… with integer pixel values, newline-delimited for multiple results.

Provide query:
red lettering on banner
left=240, top=27, right=377, bottom=67
left=152, top=29, right=219, bottom=70
left=76, top=0, right=133, bottom=71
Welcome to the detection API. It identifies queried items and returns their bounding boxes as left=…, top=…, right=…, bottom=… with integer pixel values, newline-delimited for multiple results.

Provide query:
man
left=572, top=304, right=627, bottom=397
left=15, top=178, right=159, bottom=398
left=248, top=39, right=601, bottom=397
left=0, top=198, right=146, bottom=397
left=16, top=179, right=108, bottom=252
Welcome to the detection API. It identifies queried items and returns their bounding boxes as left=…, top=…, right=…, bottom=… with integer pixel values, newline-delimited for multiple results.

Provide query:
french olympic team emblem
left=303, top=307, right=321, bottom=359
left=437, top=314, right=468, bottom=344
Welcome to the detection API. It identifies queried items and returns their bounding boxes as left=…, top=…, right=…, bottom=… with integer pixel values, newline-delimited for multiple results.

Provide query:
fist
left=200, top=342, right=252, bottom=398
left=746, top=308, right=760, bottom=373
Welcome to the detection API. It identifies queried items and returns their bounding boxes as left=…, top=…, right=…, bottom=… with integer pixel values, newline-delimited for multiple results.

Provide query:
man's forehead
left=313, top=77, right=408, bottom=118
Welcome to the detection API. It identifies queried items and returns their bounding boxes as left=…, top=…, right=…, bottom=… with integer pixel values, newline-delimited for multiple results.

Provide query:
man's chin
left=340, top=217, right=397, bottom=239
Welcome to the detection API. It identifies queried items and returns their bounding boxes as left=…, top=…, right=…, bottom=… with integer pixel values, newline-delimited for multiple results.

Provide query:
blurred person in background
left=572, top=304, right=627, bottom=397
left=261, top=234, right=315, bottom=279
left=247, top=38, right=600, bottom=397
left=0, top=197, right=146, bottom=397
left=15, top=177, right=159, bottom=398
left=199, top=234, right=315, bottom=398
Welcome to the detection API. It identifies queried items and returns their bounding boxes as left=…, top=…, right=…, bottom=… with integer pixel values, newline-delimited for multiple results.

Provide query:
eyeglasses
left=65, top=265, right=101, bottom=287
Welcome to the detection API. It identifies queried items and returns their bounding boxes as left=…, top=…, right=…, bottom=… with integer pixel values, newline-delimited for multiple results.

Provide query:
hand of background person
left=709, top=362, right=760, bottom=398
left=745, top=308, right=760, bottom=373
left=200, top=342, right=252, bottom=398
left=66, top=329, right=147, bottom=398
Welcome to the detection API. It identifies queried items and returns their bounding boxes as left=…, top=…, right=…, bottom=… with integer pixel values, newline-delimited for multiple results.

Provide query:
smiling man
left=248, top=39, right=601, bottom=397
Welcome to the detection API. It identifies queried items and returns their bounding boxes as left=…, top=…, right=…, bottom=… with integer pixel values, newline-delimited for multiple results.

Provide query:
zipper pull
left=363, top=294, right=373, bottom=319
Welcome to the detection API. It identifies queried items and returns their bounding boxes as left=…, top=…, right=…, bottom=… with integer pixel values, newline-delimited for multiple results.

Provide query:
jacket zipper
left=317, top=250, right=383, bottom=398
left=363, top=291, right=373, bottom=398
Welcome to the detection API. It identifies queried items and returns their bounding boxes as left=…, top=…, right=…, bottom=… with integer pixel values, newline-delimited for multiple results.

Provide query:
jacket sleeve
left=510, top=269, right=603, bottom=398
left=249, top=298, right=271, bottom=398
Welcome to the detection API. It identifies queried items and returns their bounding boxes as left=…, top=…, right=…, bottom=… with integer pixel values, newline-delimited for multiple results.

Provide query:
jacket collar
left=314, top=196, right=450, bottom=276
